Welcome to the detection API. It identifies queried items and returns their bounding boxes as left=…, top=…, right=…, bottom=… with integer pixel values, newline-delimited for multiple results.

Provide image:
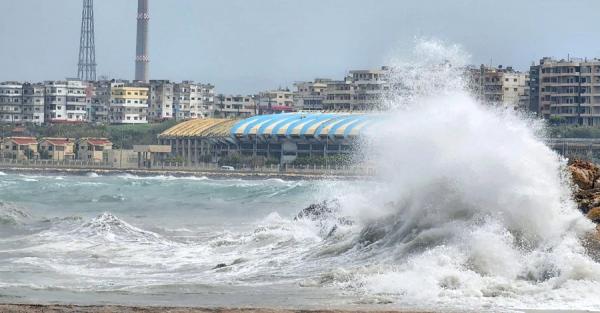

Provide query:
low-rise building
left=214, top=95, right=256, bottom=118
left=44, top=80, right=90, bottom=123
left=108, top=82, right=149, bottom=124
left=148, top=80, right=174, bottom=121
left=1, top=137, right=38, bottom=160
left=533, top=57, right=600, bottom=126
left=468, top=65, right=529, bottom=109
left=173, top=81, right=214, bottom=120
left=77, top=138, right=113, bottom=162
left=293, top=79, right=330, bottom=111
left=258, top=89, right=294, bottom=114
left=38, top=138, right=75, bottom=160
left=22, top=83, right=45, bottom=124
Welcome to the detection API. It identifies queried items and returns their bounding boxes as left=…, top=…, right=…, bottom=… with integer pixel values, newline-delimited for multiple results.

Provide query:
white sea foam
left=318, top=39, right=600, bottom=310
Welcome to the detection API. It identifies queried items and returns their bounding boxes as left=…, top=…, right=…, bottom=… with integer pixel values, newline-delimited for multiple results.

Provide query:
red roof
left=42, top=138, right=73, bottom=146
left=8, top=137, right=37, bottom=145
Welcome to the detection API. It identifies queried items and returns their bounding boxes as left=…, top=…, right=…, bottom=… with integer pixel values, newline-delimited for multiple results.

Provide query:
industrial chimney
left=135, top=0, right=149, bottom=82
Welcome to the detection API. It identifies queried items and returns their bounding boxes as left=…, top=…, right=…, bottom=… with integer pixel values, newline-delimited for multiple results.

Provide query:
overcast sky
left=1, top=0, right=600, bottom=94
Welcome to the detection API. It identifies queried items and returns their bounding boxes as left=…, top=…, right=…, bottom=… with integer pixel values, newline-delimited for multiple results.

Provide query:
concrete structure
left=77, top=0, right=96, bottom=81
left=158, top=113, right=375, bottom=165
left=173, top=81, right=214, bottom=120
left=90, top=80, right=111, bottom=123
left=135, top=0, right=149, bottom=82
left=133, top=145, right=171, bottom=168
left=105, top=149, right=138, bottom=168
left=349, top=67, right=390, bottom=110
left=148, top=80, right=174, bottom=121
left=77, top=138, right=112, bottom=162
left=108, top=82, right=149, bottom=124
left=38, top=138, right=76, bottom=160
left=533, top=57, right=600, bottom=126
left=22, top=83, right=45, bottom=124
left=322, top=79, right=355, bottom=111
left=258, top=89, right=294, bottom=113
left=0, top=82, right=23, bottom=123
left=0, top=137, right=38, bottom=160
left=293, top=79, right=330, bottom=111
left=468, top=65, right=529, bottom=109
left=214, top=95, right=256, bottom=118
left=44, top=80, right=90, bottom=123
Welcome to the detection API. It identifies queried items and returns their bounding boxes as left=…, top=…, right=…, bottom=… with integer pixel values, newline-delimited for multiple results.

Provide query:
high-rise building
left=533, top=57, right=600, bottom=126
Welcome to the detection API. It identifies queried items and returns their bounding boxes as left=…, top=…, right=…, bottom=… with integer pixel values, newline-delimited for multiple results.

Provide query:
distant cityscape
left=0, top=56, right=597, bottom=126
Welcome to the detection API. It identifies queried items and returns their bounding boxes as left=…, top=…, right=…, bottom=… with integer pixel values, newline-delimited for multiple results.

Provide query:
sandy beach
left=0, top=305, right=430, bottom=313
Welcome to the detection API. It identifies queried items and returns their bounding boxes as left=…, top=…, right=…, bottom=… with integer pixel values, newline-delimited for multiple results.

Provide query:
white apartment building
left=21, top=83, right=45, bottom=124
left=0, top=82, right=23, bottom=123
left=173, top=81, right=214, bottom=120
left=148, top=80, right=174, bottom=121
left=322, top=79, right=355, bottom=111
left=293, top=79, right=330, bottom=111
left=44, top=80, right=89, bottom=122
left=214, top=95, right=256, bottom=118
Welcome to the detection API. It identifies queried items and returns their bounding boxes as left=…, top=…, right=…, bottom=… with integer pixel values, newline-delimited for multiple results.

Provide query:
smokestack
left=135, top=0, right=149, bottom=82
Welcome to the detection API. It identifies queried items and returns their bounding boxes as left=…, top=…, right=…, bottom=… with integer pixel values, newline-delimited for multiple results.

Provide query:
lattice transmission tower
left=77, top=0, right=97, bottom=81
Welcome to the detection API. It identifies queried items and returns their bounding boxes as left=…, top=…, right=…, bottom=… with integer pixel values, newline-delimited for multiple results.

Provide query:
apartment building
left=258, top=89, right=294, bottom=113
left=148, top=80, right=174, bottom=121
left=532, top=57, right=600, bottom=126
left=322, top=79, right=355, bottom=111
left=173, top=81, right=214, bottom=120
left=349, top=67, right=390, bottom=110
left=293, top=79, right=330, bottom=111
left=44, top=80, right=89, bottom=123
left=90, top=81, right=111, bottom=123
left=468, top=65, right=529, bottom=109
left=108, top=82, right=149, bottom=124
left=214, top=95, right=256, bottom=118
left=0, top=82, right=23, bottom=123
left=22, top=83, right=45, bottom=124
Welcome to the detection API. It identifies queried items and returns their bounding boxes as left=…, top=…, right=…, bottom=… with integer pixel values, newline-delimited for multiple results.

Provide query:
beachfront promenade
left=0, top=158, right=375, bottom=179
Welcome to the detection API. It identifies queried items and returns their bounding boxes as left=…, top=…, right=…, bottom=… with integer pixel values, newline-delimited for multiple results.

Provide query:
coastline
left=0, top=305, right=429, bottom=313
left=0, top=165, right=369, bottom=181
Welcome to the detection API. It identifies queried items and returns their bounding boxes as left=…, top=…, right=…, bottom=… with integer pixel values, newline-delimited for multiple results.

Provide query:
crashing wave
left=71, top=212, right=169, bottom=244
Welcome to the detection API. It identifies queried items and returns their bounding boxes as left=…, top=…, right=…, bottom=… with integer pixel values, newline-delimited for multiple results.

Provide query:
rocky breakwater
left=569, top=159, right=600, bottom=223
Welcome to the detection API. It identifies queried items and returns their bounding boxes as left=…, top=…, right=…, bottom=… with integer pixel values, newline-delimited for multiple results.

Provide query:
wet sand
left=0, top=305, right=429, bottom=313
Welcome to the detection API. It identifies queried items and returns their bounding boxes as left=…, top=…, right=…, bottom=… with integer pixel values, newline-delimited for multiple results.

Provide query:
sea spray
left=322, top=39, right=600, bottom=310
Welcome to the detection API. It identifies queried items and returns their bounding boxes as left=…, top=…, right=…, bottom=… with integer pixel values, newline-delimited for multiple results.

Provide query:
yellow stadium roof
left=159, top=118, right=238, bottom=138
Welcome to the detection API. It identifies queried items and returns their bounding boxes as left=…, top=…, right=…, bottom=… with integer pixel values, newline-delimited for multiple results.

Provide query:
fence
left=0, top=158, right=376, bottom=177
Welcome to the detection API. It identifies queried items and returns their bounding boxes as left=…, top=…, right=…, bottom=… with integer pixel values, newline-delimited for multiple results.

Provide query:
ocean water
left=3, top=40, right=600, bottom=312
